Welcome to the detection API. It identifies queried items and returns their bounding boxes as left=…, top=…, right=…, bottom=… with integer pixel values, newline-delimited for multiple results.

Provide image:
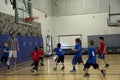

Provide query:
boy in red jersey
left=98, top=37, right=109, bottom=67
left=31, top=47, right=42, bottom=72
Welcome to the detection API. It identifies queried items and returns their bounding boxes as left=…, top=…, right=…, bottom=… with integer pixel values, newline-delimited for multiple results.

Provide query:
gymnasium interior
left=0, top=0, right=120, bottom=80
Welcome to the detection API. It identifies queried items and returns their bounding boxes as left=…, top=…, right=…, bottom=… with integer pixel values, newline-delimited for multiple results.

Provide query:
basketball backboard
left=108, top=14, right=120, bottom=26
left=15, top=0, right=33, bottom=26
left=107, top=5, right=120, bottom=26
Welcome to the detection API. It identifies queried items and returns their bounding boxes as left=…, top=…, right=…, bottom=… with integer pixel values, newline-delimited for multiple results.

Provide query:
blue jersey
left=55, top=48, right=64, bottom=56
left=87, top=47, right=97, bottom=64
left=2, top=46, right=10, bottom=57
left=74, top=43, right=82, bottom=56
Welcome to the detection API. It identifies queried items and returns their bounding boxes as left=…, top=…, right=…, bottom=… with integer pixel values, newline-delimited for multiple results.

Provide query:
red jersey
left=99, top=42, right=106, bottom=54
left=31, top=50, right=42, bottom=61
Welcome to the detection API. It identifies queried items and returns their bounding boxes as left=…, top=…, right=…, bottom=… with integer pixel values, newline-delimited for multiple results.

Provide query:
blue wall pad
left=0, top=34, right=43, bottom=65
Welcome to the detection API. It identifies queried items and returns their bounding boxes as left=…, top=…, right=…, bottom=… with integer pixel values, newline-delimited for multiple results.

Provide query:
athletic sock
left=73, top=66, right=76, bottom=70
left=62, top=63, right=64, bottom=67
left=6, top=61, right=10, bottom=65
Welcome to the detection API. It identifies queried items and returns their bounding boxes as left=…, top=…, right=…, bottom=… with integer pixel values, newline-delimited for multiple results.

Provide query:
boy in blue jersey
left=53, top=43, right=65, bottom=70
left=83, top=40, right=106, bottom=77
left=0, top=42, right=10, bottom=69
left=70, top=38, right=84, bottom=72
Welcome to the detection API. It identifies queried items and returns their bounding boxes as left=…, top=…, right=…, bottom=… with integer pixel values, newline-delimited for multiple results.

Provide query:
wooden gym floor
left=0, top=54, right=120, bottom=80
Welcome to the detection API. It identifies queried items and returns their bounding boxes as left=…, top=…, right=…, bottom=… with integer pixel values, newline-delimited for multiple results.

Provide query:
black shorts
left=56, top=55, right=64, bottom=63
left=84, top=63, right=99, bottom=69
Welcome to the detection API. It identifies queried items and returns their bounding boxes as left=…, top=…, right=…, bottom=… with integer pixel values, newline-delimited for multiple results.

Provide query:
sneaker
left=84, top=73, right=90, bottom=77
left=31, top=69, right=37, bottom=72
left=61, top=66, right=65, bottom=70
left=53, top=67, right=57, bottom=70
left=101, top=69, right=106, bottom=76
left=105, top=64, right=109, bottom=67
left=70, top=69, right=76, bottom=72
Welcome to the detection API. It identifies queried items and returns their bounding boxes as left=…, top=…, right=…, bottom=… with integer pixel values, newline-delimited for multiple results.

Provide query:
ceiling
left=31, top=0, right=120, bottom=16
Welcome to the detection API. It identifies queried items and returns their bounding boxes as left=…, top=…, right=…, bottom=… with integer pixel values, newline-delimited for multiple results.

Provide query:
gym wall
left=88, top=34, right=120, bottom=54
left=0, top=12, right=43, bottom=64
left=52, top=13, right=120, bottom=48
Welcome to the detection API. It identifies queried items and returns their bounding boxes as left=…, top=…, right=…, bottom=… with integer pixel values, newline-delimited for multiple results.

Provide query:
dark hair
left=75, top=38, right=81, bottom=45
left=39, top=46, right=43, bottom=49
left=57, top=43, right=61, bottom=48
left=89, top=40, right=94, bottom=46
left=11, top=32, right=15, bottom=35
left=99, top=37, right=104, bottom=41
left=35, top=47, right=39, bottom=50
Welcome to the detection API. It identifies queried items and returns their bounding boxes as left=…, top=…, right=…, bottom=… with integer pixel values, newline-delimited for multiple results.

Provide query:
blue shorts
left=72, top=56, right=83, bottom=65
left=98, top=54, right=105, bottom=59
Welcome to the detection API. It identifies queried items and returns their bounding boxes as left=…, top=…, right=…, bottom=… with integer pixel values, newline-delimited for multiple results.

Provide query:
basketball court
left=0, top=55, right=120, bottom=80
left=0, top=0, right=120, bottom=80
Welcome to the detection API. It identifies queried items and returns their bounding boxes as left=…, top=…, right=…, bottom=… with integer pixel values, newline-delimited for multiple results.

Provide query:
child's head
left=35, top=47, right=39, bottom=51
left=11, top=32, right=16, bottom=38
left=89, top=40, right=94, bottom=46
left=4, top=42, right=8, bottom=47
left=75, top=38, right=81, bottom=45
left=57, top=43, right=61, bottom=48
left=99, top=37, right=104, bottom=42
left=39, top=47, right=43, bottom=50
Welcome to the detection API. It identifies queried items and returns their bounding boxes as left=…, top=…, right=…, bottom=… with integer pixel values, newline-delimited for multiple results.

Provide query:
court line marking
left=0, top=73, right=120, bottom=76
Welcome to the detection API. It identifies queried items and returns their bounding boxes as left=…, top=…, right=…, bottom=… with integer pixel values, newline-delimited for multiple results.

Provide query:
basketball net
left=117, top=20, right=120, bottom=26
left=24, top=17, right=39, bottom=23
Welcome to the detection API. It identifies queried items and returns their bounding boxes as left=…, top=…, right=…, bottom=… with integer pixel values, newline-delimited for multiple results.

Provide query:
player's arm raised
left=72, top=48, right=79, bottom=52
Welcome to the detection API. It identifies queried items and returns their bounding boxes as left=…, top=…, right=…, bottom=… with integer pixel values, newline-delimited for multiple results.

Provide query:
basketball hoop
left=117, top=20, right=120, bottom=26
left=24, top=17, right=39, bottom=23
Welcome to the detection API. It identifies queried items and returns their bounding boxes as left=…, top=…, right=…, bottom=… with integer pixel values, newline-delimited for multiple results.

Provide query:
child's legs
left=98, top=58, right=101, bottom=65
left=40, top=57, right=44, bottom=63
left=72, top=56, right=77, bottom=70
left=7, top=51, right=13, bottom=65
left=61, top=55, right=64, bottom=66
left=103, top=59, right=108, bottom=64
left=33, top=61, right=39, bottom=70
left=92, top=64, right=103, bottom=74
left=1, top=56, right=5, bottom=63
left=98, top=54, right=108, bottom=65
left=4, top=56, right=8, bottom=63
left=84, top=63, right=91, bottom=74
left=98, top=54, right=105, bottom=64
left=55, top=56, right=61, bottom=68
left=77, top=56, right=84, bottom=66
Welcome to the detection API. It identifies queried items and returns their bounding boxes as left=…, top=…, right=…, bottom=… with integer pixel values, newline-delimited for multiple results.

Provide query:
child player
left=39, top=47, right=44, bottom=66
left=31, top=47, right=42, bottom=72
left=98, top=37, right=109, bottom=67
left=70, top=38, right=84, bottom=72
left=0, top=42, right=10, bottom=69
left=53, top=43, right=65, bottom=70
left=83, top=40, right=106, bottom=77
